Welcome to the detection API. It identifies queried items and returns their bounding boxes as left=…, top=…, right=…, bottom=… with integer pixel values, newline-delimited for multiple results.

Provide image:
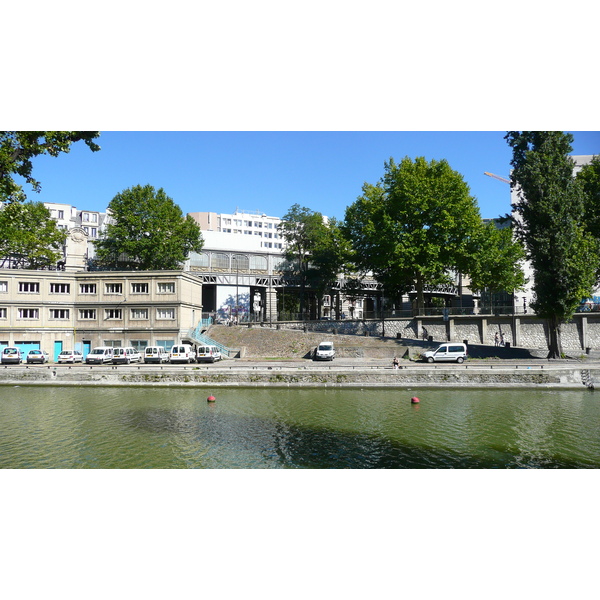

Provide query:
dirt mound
left=206, top=324, right=408, bottom=359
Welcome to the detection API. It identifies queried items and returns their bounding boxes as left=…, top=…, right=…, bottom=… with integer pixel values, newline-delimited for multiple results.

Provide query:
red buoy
left=411, top=396, right=420, bottom=404
left=207, top=395, right=216, bottom=402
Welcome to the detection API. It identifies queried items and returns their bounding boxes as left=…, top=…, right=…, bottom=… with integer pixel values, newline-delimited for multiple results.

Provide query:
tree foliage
left=278, top=204, right=350, bottom=318
left=0, top=131, right=100, bottom=203
left=467, top=220, right=526, bottom=294
left=506, top=131, right=600, bottom=358
left=344, top=156, right=523, bottom=312
left=577, top=155, right=600, bottom=283
left=94, top=184, right=204, bottom=270
left=0, top=201, right=67, bottom=268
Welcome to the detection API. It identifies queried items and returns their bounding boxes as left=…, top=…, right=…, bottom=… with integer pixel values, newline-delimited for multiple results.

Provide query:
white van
left=424, top=343, right=468, bottom=364
left=169, top=344, right=196, bottom=364
left=1, top=347, right=23, bottom=365
left=144, top=346, right=169, bottom=364
left=85, top=346, right=114, bottom=364
left=112, top=347, right=142, bottom=364
left=196, top=345, right=222, bottom=363
left=313, top=341, right=335, bottom=361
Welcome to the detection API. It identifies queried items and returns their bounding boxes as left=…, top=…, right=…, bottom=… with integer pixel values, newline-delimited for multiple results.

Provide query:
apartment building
left=0, top=270, right=203, bottom=360
left=188, top=209, right=284, bottom=250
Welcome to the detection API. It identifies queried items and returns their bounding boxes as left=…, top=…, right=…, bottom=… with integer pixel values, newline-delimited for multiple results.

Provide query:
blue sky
left=23, top=131, right=600, bottom=222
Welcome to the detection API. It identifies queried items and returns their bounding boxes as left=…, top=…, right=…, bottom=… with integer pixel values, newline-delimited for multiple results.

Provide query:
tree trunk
left=546, top=315, right=563, bottom=359
left=416, top=273, right=425, bottom=315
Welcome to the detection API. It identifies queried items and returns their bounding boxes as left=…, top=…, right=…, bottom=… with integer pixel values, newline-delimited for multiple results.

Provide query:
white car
left=169, top=344, right=196, bottom=364
left=26, top=349, right=50, bottom=364
left=313, top=341, right=335, bottom=361
left=112, top=347, right=142, bottom=364
left=57, top=350, right=83, bottom=364
left=424, top=343, right=468, bottom=363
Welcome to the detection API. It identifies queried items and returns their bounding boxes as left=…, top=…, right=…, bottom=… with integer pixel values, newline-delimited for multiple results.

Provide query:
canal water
left=1, top=385, right=599, bottom=468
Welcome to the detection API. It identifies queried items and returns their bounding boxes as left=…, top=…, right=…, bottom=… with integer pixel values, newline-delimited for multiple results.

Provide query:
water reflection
left=0, top=386, right=598, bottom=468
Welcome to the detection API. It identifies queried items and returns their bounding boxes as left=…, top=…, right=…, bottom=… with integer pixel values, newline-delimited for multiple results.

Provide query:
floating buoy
left=207, top=395, right=216, bottom=402
left=411, top=396, right=420, bottom=404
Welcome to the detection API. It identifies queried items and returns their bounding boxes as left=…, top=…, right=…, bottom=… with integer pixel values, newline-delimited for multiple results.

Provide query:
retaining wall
left=276, top=314, right=600, bottom=352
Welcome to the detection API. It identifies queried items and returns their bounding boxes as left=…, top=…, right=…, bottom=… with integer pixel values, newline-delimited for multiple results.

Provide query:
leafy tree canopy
left=278, top=204, right=351, bottom=317
left=0, top=131, right=100, bottom=203
left=0, top=201, right=67, bottom=268
left=506, top=131, right=600, bottom=358
left=576, top=155, right=600, bottom=282
left=94, top=184, right=203, bottom=270
left=344, top=156, right=522, bottom=311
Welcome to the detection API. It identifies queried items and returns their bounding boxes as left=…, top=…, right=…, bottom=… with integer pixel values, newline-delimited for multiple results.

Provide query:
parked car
left=85, top=347, right=114, bottom=364
left=56, top=350, right=83, bottom=364
left=313, top=341, right=335, bottom=361
left=26, top=349, right=50, bottom=364
left=143, top=346, right=169, bottom=364
left=1, top=347, right=23, bottom=365
left=196, top=345, right=222, bottom=363
left=424, top=343, right=468, bottom=364
left=112, top=347, right=142, bottom=364
left=169, top=344, right=196, bottom=363
left=57, top=350, right=83, bottom=364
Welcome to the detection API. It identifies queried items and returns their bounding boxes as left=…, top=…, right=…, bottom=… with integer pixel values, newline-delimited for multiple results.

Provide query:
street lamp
left=232, top=254, right=240, bottom=323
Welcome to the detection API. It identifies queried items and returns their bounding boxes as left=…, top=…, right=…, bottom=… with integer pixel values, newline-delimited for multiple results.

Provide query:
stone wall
left=276, top=314, right=600, bottom=351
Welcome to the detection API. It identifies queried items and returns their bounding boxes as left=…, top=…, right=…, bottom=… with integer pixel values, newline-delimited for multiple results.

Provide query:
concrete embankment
left=1, top=361, right=599, bottom=389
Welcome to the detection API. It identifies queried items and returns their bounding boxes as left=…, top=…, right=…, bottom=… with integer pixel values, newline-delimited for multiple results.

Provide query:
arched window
left=250, top=255, right=267, bottom=270
left=212, top=253, right=230, bottom=269
left=189, top=252, right=210, bottom=268
left=231, top=254, right=249, bottom=270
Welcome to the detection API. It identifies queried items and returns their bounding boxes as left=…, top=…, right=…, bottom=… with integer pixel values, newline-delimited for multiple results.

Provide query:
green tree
left=506, top=131, right=600, bottom=358
left=278, top=205, right=351, bottom=319
left=0, top=131, right=100, bottom=203
left=576, top=155, right=600, bottom=283
left=0, top=201, right=67, bottom=268
left=467, top=220, right=527, bottom=297
left=94, top=184, right=204, bottom=270
left=344, top=156, right=501, bottom=314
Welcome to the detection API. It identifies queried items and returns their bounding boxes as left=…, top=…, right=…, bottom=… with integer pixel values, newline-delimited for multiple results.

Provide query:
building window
left=0, top=281, right=7, bottom=293
left=105, top=308, right=123, bottom=319
left=80, top=283, right=97, bottom=294
left=18, top=308, right=39, bottom=319
left=250, top=256, right=267, bottom=270
left=18, top=282, right=40, bottom=293
left=58, top=210, right=64, bottom=219
left=79, top=309, right=96, bottom=319
left=0, top=308, right=6, bottom=319
left=105, top=283, right=123, bottom=294
left=156, top=308, right=175, bottom=320
left=131, top=282, right=149, bottom=294
left=130, top=308, right=149, bottom=320
left=131, top=340, right=148, bottom=352
left=50, top=309, right=70, bottom=319
left=157, top=282, right=175, bottom=293
left=50, top=283, right=70, bottom=294
left=103, top=340, right=122, bottom=348
left=212, top=253, right=229, bottom=269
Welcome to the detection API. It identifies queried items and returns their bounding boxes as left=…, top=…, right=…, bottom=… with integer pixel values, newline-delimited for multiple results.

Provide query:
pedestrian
left=494, top=332, right=499, bottom=346
left=500, top=332, right=505, bottom=347
left=393, top=356, right=399, bottom=369
left=422, top=327, right=428, bottom=341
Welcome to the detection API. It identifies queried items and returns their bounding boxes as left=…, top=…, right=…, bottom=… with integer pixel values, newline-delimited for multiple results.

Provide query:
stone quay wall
left=275, top=313, right=600, bottom=352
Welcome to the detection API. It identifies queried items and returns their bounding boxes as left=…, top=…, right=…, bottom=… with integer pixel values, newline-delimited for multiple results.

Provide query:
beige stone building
left=0, top=270, right=203, bottom=360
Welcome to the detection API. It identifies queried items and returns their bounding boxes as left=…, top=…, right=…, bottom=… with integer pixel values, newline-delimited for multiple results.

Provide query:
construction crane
left=484, top=172, right=510, bottom=184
